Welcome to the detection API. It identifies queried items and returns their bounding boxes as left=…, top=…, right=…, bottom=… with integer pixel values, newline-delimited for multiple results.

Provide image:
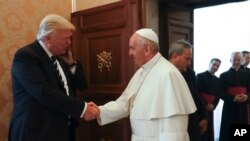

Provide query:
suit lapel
left=32, top=40, right=67, bottom=95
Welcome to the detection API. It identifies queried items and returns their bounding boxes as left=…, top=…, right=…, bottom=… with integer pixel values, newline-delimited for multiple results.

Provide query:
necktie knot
left=51, top=56, right=57, bottom=62
left=51, top=56, right=59, bottom=67
left=51, top=56, right=60, bottom=75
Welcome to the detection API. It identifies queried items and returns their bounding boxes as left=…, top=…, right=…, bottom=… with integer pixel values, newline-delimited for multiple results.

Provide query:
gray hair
left=36, top=14, right=75, bottom=41
left=231, top=51, right=243, bottom=60
left=136, top=35, right=159, bottom=52
left=168, top=40, right=192, bottom=57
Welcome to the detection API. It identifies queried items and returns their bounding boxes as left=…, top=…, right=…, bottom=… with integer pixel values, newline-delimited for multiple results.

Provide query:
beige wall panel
left=0, top=0, right=71, bottom=141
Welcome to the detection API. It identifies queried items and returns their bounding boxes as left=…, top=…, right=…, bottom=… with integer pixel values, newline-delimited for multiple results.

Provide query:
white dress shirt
left=39, top=40, right=87, bottom=117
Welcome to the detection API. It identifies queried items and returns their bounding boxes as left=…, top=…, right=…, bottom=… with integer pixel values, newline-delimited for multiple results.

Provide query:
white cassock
left=98, top=53, right=197, bottom=141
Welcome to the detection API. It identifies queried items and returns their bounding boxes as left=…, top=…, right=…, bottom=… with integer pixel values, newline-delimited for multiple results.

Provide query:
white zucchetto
left=135, top=28, right=159, bottom=44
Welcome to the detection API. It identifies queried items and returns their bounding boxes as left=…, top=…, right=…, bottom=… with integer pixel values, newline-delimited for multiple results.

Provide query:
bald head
left=230, top=51, right=243, bottom=69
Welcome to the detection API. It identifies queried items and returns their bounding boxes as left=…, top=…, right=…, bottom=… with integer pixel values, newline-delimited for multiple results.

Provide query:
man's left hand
left=199, top=119, right=208, bottom=135
left=59, top=50, right=75, bottom=65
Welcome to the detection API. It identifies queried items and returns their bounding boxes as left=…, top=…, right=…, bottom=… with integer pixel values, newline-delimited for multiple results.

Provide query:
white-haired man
left=219, top=52, right=250, bottom=141
left=8, top=14, right=99, bottom=141
left=91, top=28, right=196, bottom=141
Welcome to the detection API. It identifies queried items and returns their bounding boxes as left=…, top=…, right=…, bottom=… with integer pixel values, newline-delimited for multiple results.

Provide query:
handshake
left=83, top=102, right=100, bottom=121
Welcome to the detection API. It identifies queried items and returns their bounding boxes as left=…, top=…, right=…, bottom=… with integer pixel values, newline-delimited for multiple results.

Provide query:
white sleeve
left=159, top=115, right=190, bottom=141
left=98, top=88, right=130, bottom=125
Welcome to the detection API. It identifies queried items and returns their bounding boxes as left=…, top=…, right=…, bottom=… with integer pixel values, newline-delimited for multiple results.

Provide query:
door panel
left=71, top=0, right=144, bottom=140
left=159, top=3, right=193, bottom=59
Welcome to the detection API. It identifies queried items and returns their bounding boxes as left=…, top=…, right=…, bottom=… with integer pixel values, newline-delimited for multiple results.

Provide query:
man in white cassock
left=97, top=28, right=197, bottom=141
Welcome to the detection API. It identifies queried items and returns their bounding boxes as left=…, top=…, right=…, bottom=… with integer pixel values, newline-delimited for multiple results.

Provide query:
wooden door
left=158, top=0, right=246, bottom=59
left=71, top=0, right=144, bottom=141
left=159, top=2, right=194, bottom=59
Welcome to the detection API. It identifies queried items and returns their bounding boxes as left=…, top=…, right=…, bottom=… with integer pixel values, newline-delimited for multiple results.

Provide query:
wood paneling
left=168, top=19, right=193, bottom=44
left=83, top=28, right=126, bottom=93
left=159, top=3, right=193, bottom=59
left=71, top=0, right=144, bottom=140
left=72, top=1, right=129, bottom=96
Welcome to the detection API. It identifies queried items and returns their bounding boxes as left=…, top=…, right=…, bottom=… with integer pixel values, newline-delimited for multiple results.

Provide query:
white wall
left=194, top=1, right=250, bottom=140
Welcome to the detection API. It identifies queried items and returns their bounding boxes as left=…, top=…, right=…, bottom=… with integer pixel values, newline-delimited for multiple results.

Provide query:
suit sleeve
left=12, top=51, right=85, bottom=118
left=190, top=71, right=208, bottom=120
left=70, top=61, right=88, bottom=90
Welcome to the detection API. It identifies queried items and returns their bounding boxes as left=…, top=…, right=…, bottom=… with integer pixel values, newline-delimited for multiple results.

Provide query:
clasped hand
left=234, top=94, right=248, bottom=103
left=83, top=102, right=100, bottom=121
left=206, top=103, right=214, bottom=111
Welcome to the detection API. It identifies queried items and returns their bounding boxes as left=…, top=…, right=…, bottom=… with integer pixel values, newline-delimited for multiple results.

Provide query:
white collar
left=38, top=40, right=53, bottom=58
left=141, top=52, right=161, bottom=72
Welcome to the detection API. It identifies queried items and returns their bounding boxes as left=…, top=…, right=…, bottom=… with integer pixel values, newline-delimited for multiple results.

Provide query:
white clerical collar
left=38, top=40, right=53, bottom=58
left=142, top=52, right=161, bottom=71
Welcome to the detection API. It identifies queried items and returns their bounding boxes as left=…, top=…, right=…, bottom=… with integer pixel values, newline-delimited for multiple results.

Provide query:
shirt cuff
left=70, top=66, right=76, bottom=74
left=69, top=61, right=77, bottom=74
left=80, top=102, right=87, bottom=118
left=97, top=106, right=102, bottom=125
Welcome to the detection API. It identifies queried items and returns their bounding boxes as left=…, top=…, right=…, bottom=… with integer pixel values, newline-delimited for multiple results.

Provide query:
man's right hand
left=83, top=102, right=100, bottom=121
left=234, top=94, right=247, bottom=103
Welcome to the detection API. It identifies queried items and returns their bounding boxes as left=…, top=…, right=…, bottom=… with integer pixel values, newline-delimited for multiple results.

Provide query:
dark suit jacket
left=182, top=68, right=208, bottom=141
left=8, top=40, right=87, bottom=141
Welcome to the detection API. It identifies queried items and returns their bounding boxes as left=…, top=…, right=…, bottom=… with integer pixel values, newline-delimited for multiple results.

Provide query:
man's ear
left=43, top=36, right=50, bottom=43
left=43, top=36, right=51, bottom=47
left=144, top=44, right=151, bottom=55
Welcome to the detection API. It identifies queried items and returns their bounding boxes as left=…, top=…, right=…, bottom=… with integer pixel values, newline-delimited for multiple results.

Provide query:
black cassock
left=240, top=65, right=250, bottom=73
left=182, top=68, right=208, bottom=141
left=219, top=68, right=250, bottom=141
left=196, top=71, right=220, bottom=141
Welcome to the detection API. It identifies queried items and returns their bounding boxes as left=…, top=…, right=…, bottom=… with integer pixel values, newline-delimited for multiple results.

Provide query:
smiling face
left=231, top=52, right=243, bottom=69
left=208, top=60, right=221, bottom=74
left=44, top=29, right=73, bottom=56
left=242, top=53, right=250, bottom=66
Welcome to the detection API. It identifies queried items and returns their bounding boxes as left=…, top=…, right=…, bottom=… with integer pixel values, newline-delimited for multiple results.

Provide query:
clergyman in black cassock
left=219, top=52, right=250, bottom=141
left=196, top=58, right=221, bottom=141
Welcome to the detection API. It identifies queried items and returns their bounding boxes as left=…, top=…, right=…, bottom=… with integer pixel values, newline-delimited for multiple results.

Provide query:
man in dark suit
left=8, top=14, right=99, bottom=141
left=168, top=40, right=208, bottom=141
